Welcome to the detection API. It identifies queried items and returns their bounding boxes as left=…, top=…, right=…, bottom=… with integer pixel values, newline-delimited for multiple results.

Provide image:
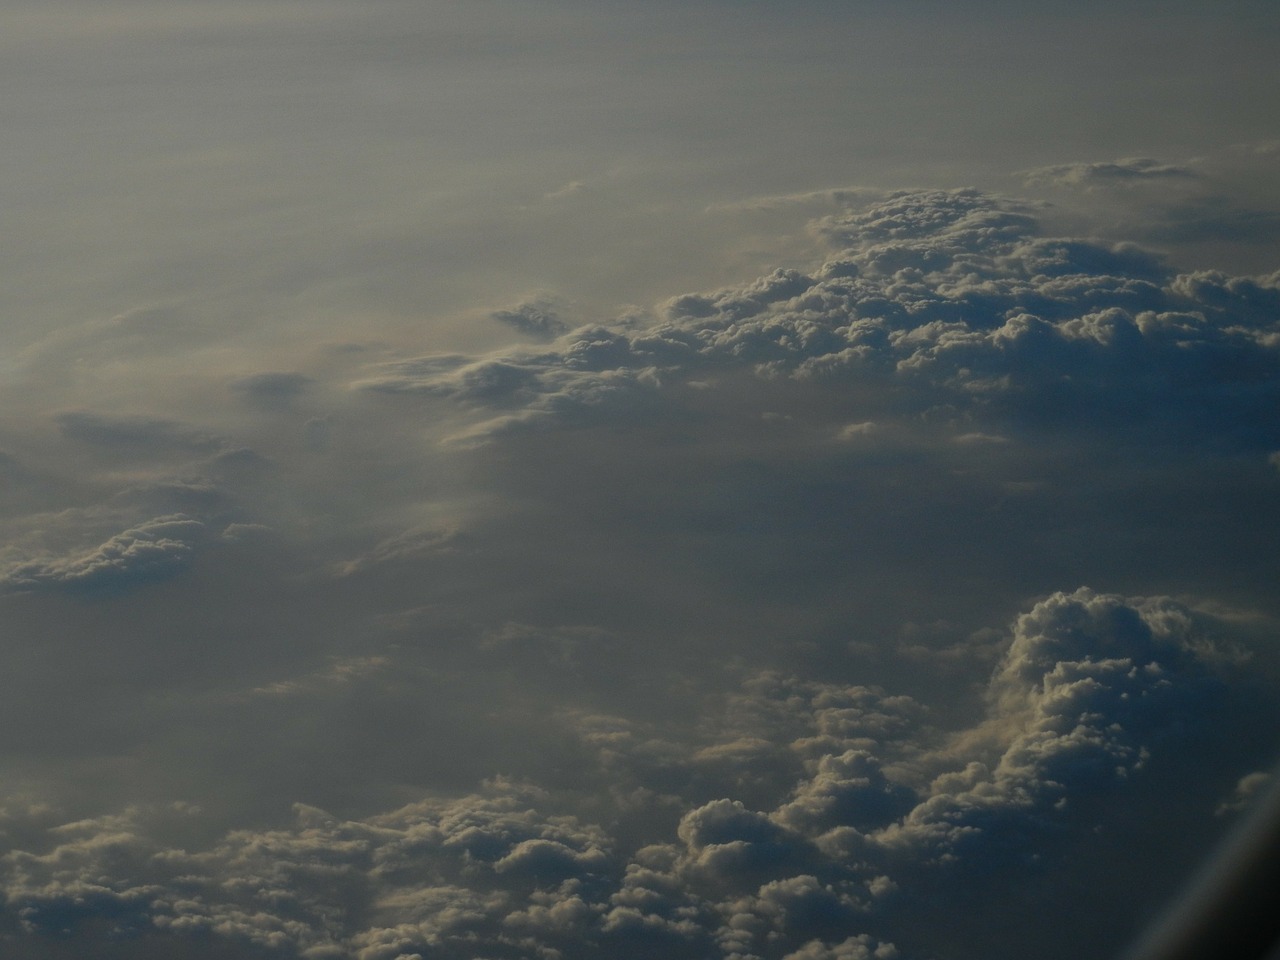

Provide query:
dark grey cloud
left=490, top=298, right=571, bottom=340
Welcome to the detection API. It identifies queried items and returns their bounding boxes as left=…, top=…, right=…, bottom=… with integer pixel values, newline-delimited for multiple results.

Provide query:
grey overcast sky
left=1, top=2, right=1279, bottom=958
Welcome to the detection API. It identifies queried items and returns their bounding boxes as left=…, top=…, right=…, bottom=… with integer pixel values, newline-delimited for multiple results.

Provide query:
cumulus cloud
left=346, top=189, right=1279, bottom=473
left=0, top=186, right=1277, bottom=959
left=0, top=514, right=206, bottom=593
left=2, top=0, right=1277, bottom=953
left=0, top=588, right=1266, bottom=960
left=885, top=591, right=1232, bottom=854
left=0, top=784, right=616, bottom=960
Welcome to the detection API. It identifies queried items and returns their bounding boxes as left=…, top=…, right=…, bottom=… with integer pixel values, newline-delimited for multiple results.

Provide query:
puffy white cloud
left=490, top=298, right=571, bottom=341
left=0, top=785, right=618, bottom=959
left=774, top=751, right=915, bottom=837
left=1, top=0, right=1277, bottom=952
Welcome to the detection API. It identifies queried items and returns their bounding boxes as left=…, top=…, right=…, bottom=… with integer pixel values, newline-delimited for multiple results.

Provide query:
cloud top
left=0, top=589, right=1261, bottom=959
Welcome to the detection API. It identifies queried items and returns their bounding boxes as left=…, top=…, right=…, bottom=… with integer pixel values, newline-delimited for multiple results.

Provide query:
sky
left=1, top=2, right=1279, bottom=958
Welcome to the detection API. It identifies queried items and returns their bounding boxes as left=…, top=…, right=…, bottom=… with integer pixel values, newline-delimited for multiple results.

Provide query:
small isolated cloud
left=354, top=188, right=1279, bottom=456
left=331, top=524, right=459, bottom=576
left=219, top=521, right=273, bottom=543
left=248, top=655, right=391, bottom=698
left=1215, top=770, right=1274, bottom=815
left=1023, top=157, right=1201, bottom=190
left=837, top=421, right=877, bottom=440
left=490, top=297, right=570, bottom=340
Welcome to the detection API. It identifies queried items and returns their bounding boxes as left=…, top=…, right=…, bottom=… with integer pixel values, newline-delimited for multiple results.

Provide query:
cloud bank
left=358, top=189, right=1280, bottom=458
left=0, top=182, right=1277, bottom=960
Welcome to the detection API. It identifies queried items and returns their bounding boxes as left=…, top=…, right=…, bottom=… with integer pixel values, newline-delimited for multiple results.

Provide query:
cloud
left=1215, top=770, right=1274, bottom=816
left=0, top=179, right=1277, bottom=958
left=1019, top=152, right=1280, bottom=269
left=490, top=298, right=571, bottom=340
left=1, top=0, right=1277, bottom=950
left=1137, top=196, right=1280, bottom=245
left=0, top=514, right=206, bottom=593
left=247, top=656, right=392, bottom=699
left=887, top=590, right=1233, bottom=853
left=0, top=784, right=617, bottom=959
left=0, top=588, right=1263, bottom=960
left=707, top=186, right=883, bottom=216
left=1023, top=157, right=1201, bottom=189
left=783, top=936, right=900, bottom=960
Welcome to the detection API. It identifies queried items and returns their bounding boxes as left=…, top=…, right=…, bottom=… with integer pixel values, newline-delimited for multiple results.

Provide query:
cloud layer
left=356, top=189, right=1280, bottom=458
left=1, top=176, right=1278, bottom=960
left=0, top=589, right=1266, bottom=960
left=2, top=1, right=1279, bottom=955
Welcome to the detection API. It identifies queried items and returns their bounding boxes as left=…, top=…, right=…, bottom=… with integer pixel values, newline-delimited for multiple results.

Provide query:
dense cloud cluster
left=356, top=189, right=1280, bottom=460
left=0, top=184, right=1276, bottom=958
left=0, top=589, right=1261, bottom=959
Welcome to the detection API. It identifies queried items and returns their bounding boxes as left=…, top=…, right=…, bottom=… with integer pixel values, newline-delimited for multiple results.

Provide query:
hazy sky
left=1, top=2, right=1279, bottom=958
